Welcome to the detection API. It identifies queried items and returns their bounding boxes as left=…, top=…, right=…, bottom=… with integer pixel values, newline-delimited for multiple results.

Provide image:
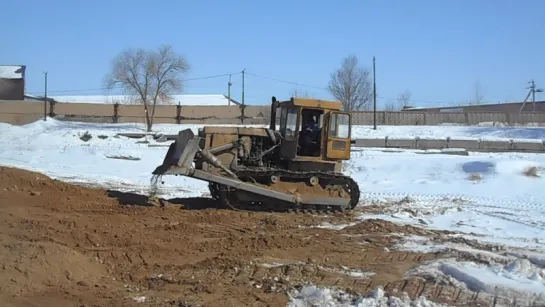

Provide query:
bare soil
left=0, top=166, right=499, bottom=306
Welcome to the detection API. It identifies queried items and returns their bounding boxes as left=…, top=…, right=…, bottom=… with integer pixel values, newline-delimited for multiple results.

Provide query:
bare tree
left=383, top=99, right=398, bottom=111
left=290, top=87, right=309, bottom=98
left=328, top=55, right=373, bottom=111
left=472, top=81, right=484, bottom=105
left=397, top=90, right=412, bottom=108
left=104, top=45, right=190, bottom=131
left=383, top=90, right=412, bottom=111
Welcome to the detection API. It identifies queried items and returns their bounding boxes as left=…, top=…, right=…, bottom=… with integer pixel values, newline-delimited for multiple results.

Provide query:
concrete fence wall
left=355, top=136, right=545, bottom=153
left=1, top=99, right=544, bottom=126
left=350, top=111, right=545, bottom=126
left=0, top=100, right=270, bottom=125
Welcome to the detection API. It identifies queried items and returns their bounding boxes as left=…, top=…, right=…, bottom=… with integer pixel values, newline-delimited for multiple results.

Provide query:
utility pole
left=43, top=71, right=48, bottom=121
left=529, top=79, right=543, bottom=111
left=373, top=57, right=377, bottom=130
left=227, top=74, right=232, bottom=106
left=520, top=79, right=543, bottom=112
left=241, top=69, right=246, bottom=106
left=241, top=68, right=246, bottom=124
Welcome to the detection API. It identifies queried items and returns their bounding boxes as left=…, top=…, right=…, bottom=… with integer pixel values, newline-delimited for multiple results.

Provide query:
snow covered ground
left=1, top=118, right=545, bottom=306
left=347, top=149, right=545, bottom=247
left=23, top=120, right=545, bottom=140
left=351, top=123, right=545, bottom=140
left=288, top=286, right=448, bottom=307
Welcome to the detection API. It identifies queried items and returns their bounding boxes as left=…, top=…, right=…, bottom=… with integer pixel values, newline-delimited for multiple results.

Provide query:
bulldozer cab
left=273, top=97, right=351, bottom=161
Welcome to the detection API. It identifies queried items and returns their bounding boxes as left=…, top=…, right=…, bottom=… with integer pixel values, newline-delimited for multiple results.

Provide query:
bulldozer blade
left=152, top=129, right=199, bottom=175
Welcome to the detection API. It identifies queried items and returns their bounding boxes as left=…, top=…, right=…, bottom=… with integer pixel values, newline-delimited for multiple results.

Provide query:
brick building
left=0, top=65, right=26, bottom=100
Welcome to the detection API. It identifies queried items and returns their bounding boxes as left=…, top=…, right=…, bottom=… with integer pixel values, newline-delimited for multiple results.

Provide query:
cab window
left=285, top=108, right=298, bottom=141
left=329, top=113, right=350, bottom=138
left=279, top=107, right=288, bottom=134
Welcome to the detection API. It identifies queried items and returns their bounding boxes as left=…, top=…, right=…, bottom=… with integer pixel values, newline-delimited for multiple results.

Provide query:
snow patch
left=393, top=235, right=519, bottom=264
left=306, top=222, right=357, bottom=230
left=0, top=65, right=24, bottom=79
left=287, top=285, right=448, bottom=307
left=318, top=266, right=375, bottom=279
left=132, top=296, right=146, bottom=303
left=406, top=258, right=545, bottom=303
left=261, top=261, right=305, bottom=268
left=358, top=192, right=545, bottom=250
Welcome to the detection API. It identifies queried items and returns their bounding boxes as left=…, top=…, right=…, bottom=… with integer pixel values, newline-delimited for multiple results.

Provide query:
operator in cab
left=299, top=117, right=321, bottom=156
left=303, top=117, right=319, bottom=134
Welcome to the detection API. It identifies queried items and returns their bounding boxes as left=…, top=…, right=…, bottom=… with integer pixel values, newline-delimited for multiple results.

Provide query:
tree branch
left=328, top=55, right=373, bottom=111
left=104, top=45, right=190, bottom=131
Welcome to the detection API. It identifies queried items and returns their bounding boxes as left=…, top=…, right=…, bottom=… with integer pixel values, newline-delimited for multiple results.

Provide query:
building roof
left=0, top=65, right=26, bottom=79
left=403, top=101, right=545, bottom=112
left=36, top=94, right=240, bottom=106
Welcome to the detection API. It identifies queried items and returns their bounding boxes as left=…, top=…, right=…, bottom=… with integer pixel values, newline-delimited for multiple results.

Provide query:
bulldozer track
left=208, top=168, right=360, bottom=213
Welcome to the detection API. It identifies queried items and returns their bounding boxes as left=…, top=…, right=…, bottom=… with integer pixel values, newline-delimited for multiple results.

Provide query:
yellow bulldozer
left=152, top=96, right=360, bottom=212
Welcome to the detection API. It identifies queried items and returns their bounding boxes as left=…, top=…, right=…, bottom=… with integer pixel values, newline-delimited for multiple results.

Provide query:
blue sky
left=2, top=0, right=544, bottom=107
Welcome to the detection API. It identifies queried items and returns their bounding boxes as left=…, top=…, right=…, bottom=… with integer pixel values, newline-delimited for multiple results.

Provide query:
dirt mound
left=0, top=166, right=502, bottom=306
left=342, top=218, right=440, bottom=236
left=0, top=166, right=113, bottom=212
left=0, top=237, right=108, bottom=296
left=0, top=166, right=92, bottom=195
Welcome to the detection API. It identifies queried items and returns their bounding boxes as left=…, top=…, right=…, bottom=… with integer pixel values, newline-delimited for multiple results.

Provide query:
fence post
left=176, top=103, right=182, bottom=124
left=464, top=112, right=469, bottom=125
left=505, top=112, right=512, bottom=125
left=48, top=100, right=55, bottom=118
left=239, top=104, right=246, bottom=124
left=352, top=112, right=358, bottom=125
left=113, top=103, right=119, bottom=123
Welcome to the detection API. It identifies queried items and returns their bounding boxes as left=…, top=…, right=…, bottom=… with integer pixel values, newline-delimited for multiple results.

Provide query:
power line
left=245, top=72, right=328, bottom=91
left=26, top=72, right=241, bottom=96
left=245, top=71, right=453, bottom=105
left=25, top=69, right=495, bottom=107
left=23, top=68, right=442, bottom=105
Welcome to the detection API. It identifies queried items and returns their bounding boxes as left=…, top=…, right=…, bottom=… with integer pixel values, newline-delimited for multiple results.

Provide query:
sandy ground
left=0, top=166, right=505, bottom=307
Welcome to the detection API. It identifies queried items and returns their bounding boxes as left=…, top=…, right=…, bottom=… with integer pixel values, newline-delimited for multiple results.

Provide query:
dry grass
left=467, top=173, right=482, bottom=181
left=79, top=131, right=92, bottom=142
left=523, top=166, right=540, bottom=177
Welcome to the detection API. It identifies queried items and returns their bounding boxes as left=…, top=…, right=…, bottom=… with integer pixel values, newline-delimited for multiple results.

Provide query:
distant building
left=402, top=101, right=545, bottom=113
left=23, top=94, right=241, bottom=106
left=0, top=65, right=26, bottom=100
